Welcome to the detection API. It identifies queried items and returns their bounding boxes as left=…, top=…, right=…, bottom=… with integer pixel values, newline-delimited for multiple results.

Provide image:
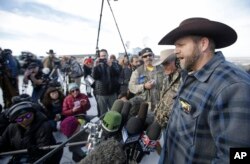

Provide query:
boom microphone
left=111, top=99, right=124, bottom=113
left=80, top=138, right=126, bottom=164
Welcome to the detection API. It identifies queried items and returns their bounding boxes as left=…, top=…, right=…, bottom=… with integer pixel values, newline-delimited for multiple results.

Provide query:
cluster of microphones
left=82, top=99, right=162, bottom=163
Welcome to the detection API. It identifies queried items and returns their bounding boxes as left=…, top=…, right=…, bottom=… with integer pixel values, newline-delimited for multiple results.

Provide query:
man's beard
left=180, top=47, right=201, bottom=72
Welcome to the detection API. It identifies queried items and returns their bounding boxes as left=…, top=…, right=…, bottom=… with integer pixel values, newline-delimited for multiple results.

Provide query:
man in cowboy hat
left=158, top=18, right=250, bottom=164
left=152, top=49, right=181, bottom=129
left=43, top=49, right=60, bottom=76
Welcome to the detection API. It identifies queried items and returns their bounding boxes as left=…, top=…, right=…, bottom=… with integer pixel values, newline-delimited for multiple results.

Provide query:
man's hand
left=144, top=80, right=155, bottom=90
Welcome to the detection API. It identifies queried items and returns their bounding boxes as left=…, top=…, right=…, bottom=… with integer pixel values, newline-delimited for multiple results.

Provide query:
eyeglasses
left=142, top=54, right=153, bottom=58
left=15, top=112, right=33, bottom=123
left=70, top=89, right=79, bottom=93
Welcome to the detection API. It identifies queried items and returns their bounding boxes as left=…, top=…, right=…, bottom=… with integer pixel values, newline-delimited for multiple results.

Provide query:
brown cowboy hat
left=46, top=49, right=56, bottom=54
left=153, top=49, right=175, bottom=66
left=158, top=17, right=237, bottom=49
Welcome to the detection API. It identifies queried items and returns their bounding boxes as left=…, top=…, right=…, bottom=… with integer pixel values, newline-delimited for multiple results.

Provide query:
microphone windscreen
left=146, top=121, right=161, bottom=140
left=80, top=138, right=126, bottom=164
left=111, top=99, right=124, bottom=113
left=121, top=101, right=131, bottom=124
left=102, top=111, right=122, bottom=133
left=137, top=102, right=148, bottom=123
left=128, top=96, right=145, bottom=117
left=125, top=117, right=144, bottom=135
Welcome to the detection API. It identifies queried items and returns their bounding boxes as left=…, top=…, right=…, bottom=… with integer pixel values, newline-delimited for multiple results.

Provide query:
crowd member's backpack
left=69, top=59, right=84, bottom=78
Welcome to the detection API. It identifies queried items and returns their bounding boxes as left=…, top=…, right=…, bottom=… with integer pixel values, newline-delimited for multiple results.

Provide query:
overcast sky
left=0, top=0, right=250, bottom=57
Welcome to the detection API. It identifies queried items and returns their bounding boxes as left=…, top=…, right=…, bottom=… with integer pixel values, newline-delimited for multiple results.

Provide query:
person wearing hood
left=0, top=101, right=62, bottom=163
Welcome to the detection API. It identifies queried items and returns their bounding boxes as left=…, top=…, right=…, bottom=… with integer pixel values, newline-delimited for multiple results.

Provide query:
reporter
left=41, top=87, right=65, bottom=131
left=62, top=83, right=90, bottom=117
left=0, top=101, right=62, bottom=163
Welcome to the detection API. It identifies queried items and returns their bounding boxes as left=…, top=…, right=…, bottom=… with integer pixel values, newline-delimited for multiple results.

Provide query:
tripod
left=96, top=0, right=127, bottom=56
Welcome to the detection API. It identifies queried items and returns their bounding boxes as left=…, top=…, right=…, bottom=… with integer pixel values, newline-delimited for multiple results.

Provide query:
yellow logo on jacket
left=180, top=100, right=191, bottom=113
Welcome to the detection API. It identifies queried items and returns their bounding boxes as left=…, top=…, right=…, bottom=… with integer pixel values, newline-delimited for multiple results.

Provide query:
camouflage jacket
left=128, top=64, right=164, bottom=110
left=154, top=71, right=181, bottom=128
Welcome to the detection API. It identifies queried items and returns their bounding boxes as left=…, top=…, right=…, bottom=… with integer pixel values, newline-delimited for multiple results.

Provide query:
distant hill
left=226, top=57, right=250, bottom=73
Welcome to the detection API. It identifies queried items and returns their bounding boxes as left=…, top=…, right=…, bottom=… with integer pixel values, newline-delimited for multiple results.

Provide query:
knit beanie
left=68, top=83, right=79, bottom=92
left=60, top=116, right=79, bottom=137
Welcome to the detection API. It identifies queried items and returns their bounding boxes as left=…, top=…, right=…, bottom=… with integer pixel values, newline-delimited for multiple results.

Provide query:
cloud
left=0, top=0, right=97, bottom=26
left=0, top=0, right=250, bottom=57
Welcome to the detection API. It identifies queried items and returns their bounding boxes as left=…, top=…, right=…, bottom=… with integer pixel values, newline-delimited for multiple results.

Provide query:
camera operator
left=20, top=51, right=43, bottom=71
left=92, top=49, right=121, bottom=117
left=23, top=62, right=46, bottom=103
left=0, top=48, right=19, bottom=109
left=60, top=56, right=84, bottom=87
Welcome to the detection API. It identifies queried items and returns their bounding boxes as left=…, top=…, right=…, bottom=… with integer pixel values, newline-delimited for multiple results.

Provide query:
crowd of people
left=0, top=17, right=250, bottom=164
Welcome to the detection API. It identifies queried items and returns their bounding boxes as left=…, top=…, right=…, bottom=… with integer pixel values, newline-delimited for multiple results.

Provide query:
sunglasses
left=15, top=112, right=33, bottom=123
left=70, top=89, right=79, bottom=93
left=142, top=54, right=153, bottom=58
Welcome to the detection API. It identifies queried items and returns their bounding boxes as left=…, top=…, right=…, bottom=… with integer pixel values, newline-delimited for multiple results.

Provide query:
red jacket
left=62, top=93, right=90, bottom=116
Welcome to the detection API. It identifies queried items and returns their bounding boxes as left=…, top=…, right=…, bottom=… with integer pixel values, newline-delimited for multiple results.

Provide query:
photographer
left=92, top=49, right=121, bottom=117
left=23, top=62, right=46, bottom=103
left=20, top=51, right=43, bottom=72
left=0, top=48, right=19, bottom=109
left=61, top=56, right=84, bottom=87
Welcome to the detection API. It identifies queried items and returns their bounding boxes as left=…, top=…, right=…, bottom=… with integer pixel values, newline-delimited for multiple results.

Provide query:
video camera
left=0, top=49, right=11, bottom=64
left=99, top=58, right=107, bottom=63
left=0, top=49, right=12, bottom=74
left=53, top=58, right=61, bottom=67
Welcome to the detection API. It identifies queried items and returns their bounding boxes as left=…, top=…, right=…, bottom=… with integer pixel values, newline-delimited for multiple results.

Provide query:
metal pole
left=107, top=0, right=127, bottom=55
left=0, top=141, right=88, bottom=156
left=33, top=125, right=89, bottom=164
left=96, top=0, right=105, bottom=57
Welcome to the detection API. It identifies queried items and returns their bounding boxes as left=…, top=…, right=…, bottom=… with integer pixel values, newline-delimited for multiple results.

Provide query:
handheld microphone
left=137, top=102, right=148, bottom=125
left=101, top=111, right=122, bottom=138
left=120, top=101, right=131, bottom=128
left=111, top=99, right=124, bottom=113
left=122, top=116, right=144, bottom=162
left=128, top=96, right=145, bottom=117
left=136, top=121, right=161, bottom=162
left=122, top=117, right=144, bottom=144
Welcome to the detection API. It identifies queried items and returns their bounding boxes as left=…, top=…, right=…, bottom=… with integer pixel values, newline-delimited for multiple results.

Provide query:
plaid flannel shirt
left=159, top=52, right=250, bottom=164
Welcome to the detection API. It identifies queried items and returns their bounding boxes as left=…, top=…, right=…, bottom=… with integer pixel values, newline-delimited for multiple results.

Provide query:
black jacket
left=0, top=111, right=62, bottom=163
left=92, top=62, right=121, bottom=95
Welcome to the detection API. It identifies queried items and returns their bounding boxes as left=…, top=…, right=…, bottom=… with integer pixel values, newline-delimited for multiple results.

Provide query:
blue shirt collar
left=182, top=51, right=225, bottom=82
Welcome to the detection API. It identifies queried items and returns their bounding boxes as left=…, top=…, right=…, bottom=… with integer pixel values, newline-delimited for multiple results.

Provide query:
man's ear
left=200, top=37, right=210, bottom=52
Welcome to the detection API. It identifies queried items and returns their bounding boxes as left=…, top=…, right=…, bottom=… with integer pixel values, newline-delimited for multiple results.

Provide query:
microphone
left=121, top=116, right=144, bottom=162
left=120, top=101, right=131, bottom=128
left=101, top=111, right=122, bottom=138
left=136, top=121, right=161, bottom=162
left=146, top=121, right=162, bottom=141
left=79, top=138, right=126, bottom=164
left=111, top=99, right=124, bottom=113
left=122, top=117, right=144, bottom=145
left=137, top=102, right=148, bottom=126
left=128, top=96, right=145, bottom=117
